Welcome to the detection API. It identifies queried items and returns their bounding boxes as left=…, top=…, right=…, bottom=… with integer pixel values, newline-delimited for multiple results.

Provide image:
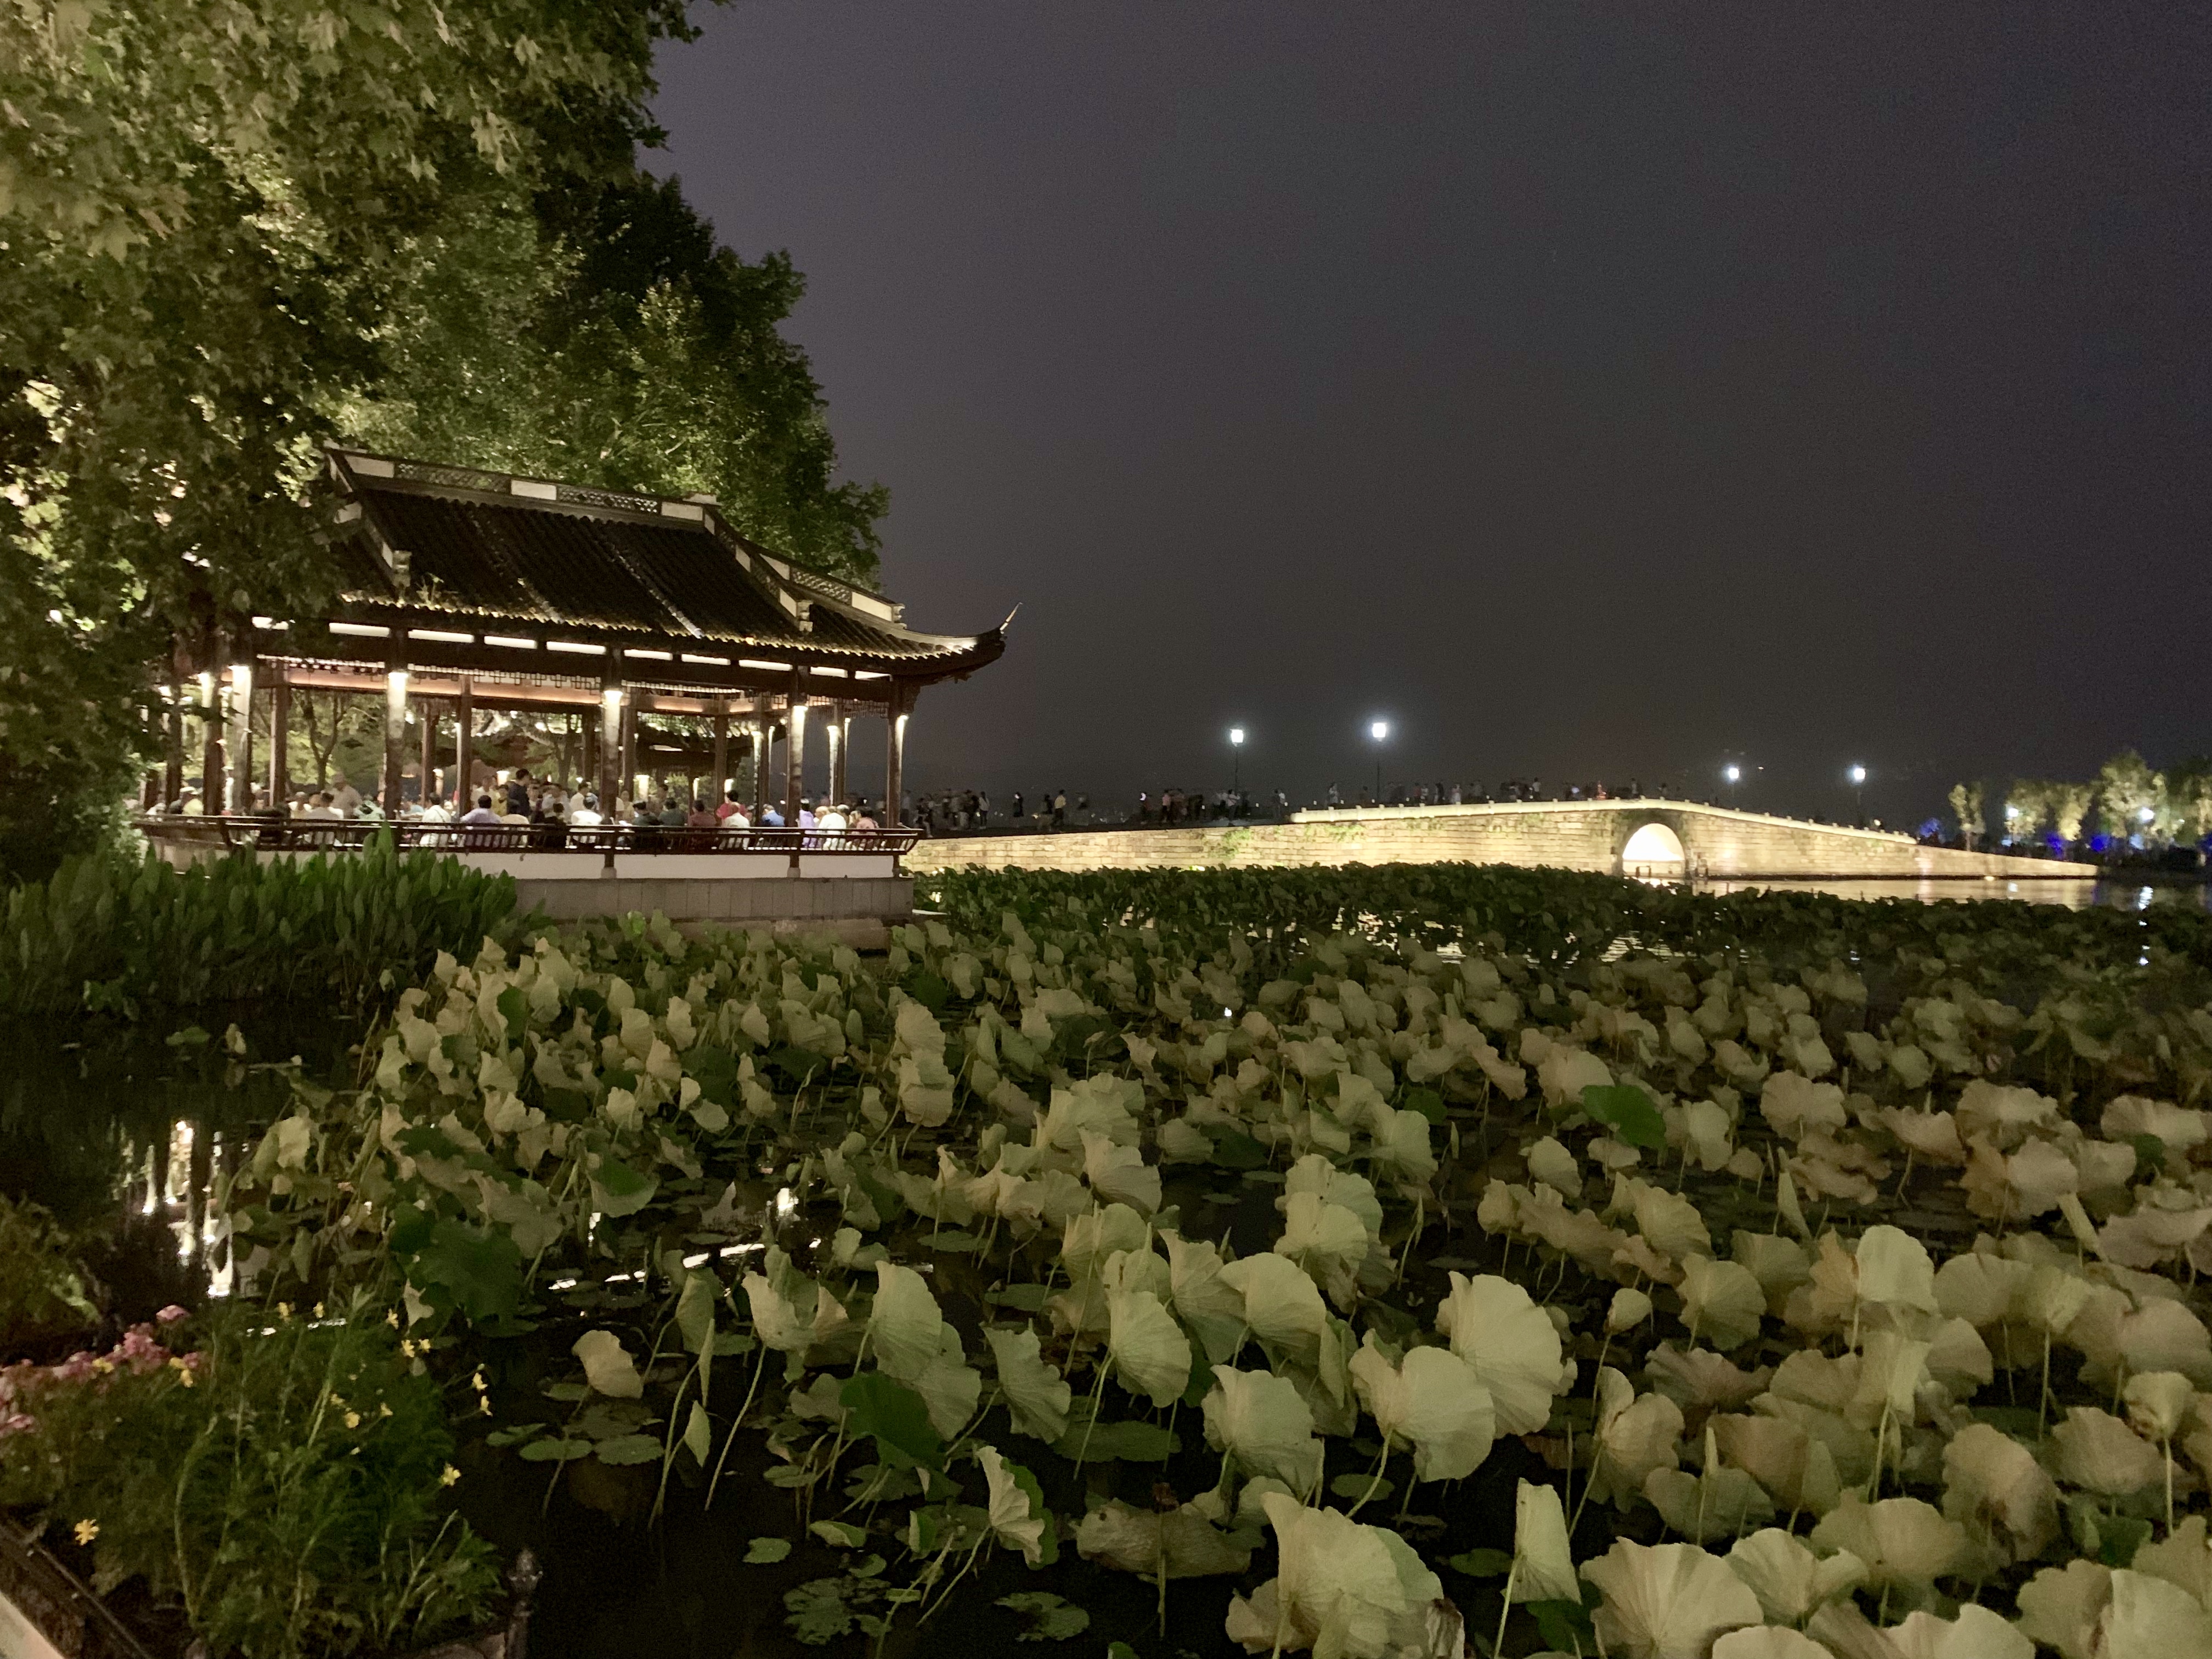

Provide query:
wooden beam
left=269, top=619, right=921, bottom=703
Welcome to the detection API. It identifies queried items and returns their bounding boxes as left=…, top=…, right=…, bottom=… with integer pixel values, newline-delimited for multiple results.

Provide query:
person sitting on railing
left=759, top=803, right=784, bottom=827
left=459, top=794, right=502, bottom=826
left=818, top=802, right=848, bottom=832
left=303, top=791, right=344, bottom=821
left=569, top=793, right=604, bottom=827
left=685, top=798, right=718, bottom=831
left=851, top=802, right=877, bottom=831
left=658, top=793, right=688, bottom=828
left=716, top=789, right=749, bottom=827
left=330, top=774, right=362, bottom=817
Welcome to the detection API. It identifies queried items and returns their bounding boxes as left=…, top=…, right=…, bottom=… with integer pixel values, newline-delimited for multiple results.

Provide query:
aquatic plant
left=89, top=866, right=2212, bottom=1652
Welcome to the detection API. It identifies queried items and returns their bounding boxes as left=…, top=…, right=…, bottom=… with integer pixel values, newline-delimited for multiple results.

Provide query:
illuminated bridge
left=905, top=799, right=2094, bottom=883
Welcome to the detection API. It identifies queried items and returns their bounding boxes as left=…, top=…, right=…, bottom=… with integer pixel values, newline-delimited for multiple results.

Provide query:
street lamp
left=1848, top=763, right=1867, bottom=823
left=1368, top=720, right=1389, bottom=804
left=1228, top=726, right=1245, bottom=798
left=1722, top=763, right=1740, bottom=808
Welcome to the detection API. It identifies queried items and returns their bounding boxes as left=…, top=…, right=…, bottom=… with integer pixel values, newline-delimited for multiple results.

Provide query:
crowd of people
left=157, top=766, right=885, bottom=842
left=913, top=788, right=1094, bottom=835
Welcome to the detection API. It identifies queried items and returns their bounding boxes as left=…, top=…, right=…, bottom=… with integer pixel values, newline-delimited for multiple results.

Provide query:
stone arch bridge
left=905, top=799, right=2092, bottom=882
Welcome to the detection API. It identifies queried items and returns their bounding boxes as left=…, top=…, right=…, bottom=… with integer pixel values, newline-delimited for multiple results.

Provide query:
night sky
left=650, top=3, right=2211, bottom=826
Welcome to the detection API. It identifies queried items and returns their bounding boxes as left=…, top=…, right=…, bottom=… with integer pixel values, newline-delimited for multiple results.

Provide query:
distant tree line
left=1946, top=751, right=2212, bottom=853
left=0, top=1, right=884, bottom=882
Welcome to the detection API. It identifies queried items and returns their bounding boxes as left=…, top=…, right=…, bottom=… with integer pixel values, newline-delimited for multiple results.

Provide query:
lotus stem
left=1072, top=1352, right=1111, bottom=1465
left=706, top=1342, right=771, bottom=1510
left=1492, top=1555, right=1519, bottom=1659
left=1346, top=1443, right=1391, bottom=1518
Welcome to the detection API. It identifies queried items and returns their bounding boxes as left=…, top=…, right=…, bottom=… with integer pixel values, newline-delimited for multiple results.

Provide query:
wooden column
left=783, top=682, right=808, bottom=829
left=596, top=682, right=620, bottom=809
left=418, top=694, right=437, bottom=808
left=711, top=697, right=729, bottom=804
left=229, top=659, right=255, bottom=812
left=163, top=662, right=186, bottom=809
left=826, top=702, right=846, bottom=806
left=199, top=624, right=224, bottom=812
left=454, top=676, right=474, bottom=805
left=749, top=723, right=767, bottom=818
left=618, top=698, right=637, bottom=804
left=884, top=684, right=911, bottom=827
left=267, top=670, right=290, bottom=807
left=381, top=667, right=408, bottom=812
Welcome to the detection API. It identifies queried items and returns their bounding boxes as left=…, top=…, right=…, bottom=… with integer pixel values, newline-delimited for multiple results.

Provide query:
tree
left=1, top=2, right=887, bottom=880
left=2164, top=759, right=2212, bottom=847
left=1946, top=781, right=1985, bottom=850
left=2096, top=749, right=2164, bottom=844
left=2003, top=780, right=2050, bottom=843
left=2051, top=782, right=2094, bottom=847
left=347, top=171, right=885, bottom=583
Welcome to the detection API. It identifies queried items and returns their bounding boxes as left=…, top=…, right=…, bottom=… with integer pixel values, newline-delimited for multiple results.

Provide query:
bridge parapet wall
left=905, top=801, right=2095, bottom=881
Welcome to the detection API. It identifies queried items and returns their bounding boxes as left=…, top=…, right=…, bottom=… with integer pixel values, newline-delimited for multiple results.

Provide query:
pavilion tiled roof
left=321, top=450, right=1004, bottom=675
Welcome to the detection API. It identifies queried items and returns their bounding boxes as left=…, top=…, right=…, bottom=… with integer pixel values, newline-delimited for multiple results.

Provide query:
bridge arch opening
left=1620, top=821, right=1686, bottom=879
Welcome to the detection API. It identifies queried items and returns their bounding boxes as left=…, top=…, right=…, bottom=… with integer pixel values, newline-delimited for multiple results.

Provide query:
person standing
left=504, top=768, right=532, bottom=817
left=330, top=773, right=362, bottom=817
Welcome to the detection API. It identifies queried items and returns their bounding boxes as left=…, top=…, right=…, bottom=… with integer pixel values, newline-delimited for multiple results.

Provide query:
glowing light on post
left=1848, top=764, right=1867, bottom=785
left=1367, top=719, right=1390, bottom=804
left=1228, top=726, right=1245, bottom=797
left=1723, top=764, right=1740, bottom=784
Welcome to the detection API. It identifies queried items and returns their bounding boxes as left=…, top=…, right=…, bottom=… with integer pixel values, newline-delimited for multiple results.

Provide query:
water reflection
left=1693, top=877, right=2212, bottom=912
left=0, top=1014, right=360, bottom=1312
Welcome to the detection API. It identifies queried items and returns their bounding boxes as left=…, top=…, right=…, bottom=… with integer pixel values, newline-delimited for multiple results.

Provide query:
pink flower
left=114, top=1328, right=169, bottom=1374
left=155, top=1305, right=189, bottom=1325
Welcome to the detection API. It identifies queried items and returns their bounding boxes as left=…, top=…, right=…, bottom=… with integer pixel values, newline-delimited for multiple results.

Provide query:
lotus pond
left=9, top=860, right=2212, bottom=1658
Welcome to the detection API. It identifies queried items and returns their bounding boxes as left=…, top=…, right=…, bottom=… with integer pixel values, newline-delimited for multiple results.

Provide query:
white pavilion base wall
left=514, top=873, right=912, bottom=949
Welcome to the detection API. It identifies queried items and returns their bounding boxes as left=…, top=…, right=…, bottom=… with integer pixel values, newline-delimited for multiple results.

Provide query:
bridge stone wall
left=904, top=800, right=2095, bottom=881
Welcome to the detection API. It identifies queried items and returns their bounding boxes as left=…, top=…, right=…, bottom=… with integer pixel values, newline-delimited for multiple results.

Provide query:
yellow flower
left=478, top=1396, right=492, bottom=1415
left=379, top=1402, right=393, bottom=1418
left=386, top=1310, right=400, bottom=1328
left=313, top=1302, right=326, bottom=1319
left=276, top=1302, right=292, bottom=1321
left=439, top=1465, right=460, bottom=1487
left=91, top=1357, right=112, bottom=1375
left=471, top=1369, right=487, bottom=1393
left=345, top=1410, right=362, bottom=1429
left=72, top=1520, right=98, bottom=1546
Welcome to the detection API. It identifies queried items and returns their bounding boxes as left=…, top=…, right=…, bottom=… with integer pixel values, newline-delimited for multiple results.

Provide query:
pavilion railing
left=138, top=815, right=922, bottom=872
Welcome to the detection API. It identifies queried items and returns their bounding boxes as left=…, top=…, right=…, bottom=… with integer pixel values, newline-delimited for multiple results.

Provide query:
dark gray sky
left=650, top=3, right=2211, bottom=825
